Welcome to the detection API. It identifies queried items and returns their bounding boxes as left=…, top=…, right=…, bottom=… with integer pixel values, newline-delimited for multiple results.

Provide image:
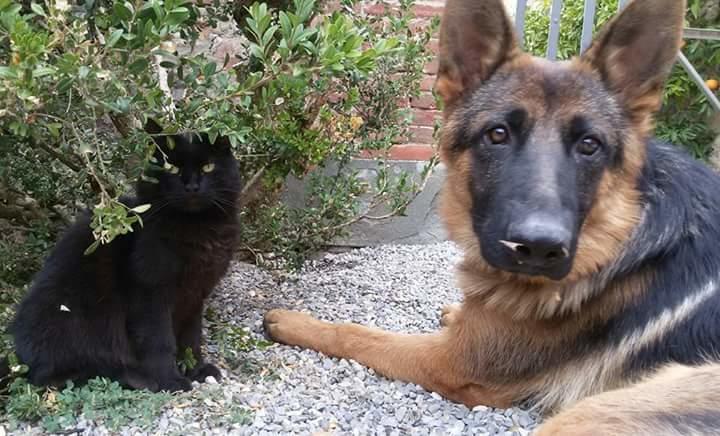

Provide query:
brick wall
left=364, top=0, right=446, bottom=161
left=364, top=0, right=520, bottom=160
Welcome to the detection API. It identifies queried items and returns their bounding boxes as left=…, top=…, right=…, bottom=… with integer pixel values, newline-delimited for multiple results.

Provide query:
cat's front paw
left=187, top=363, right=222, bottom=382
left=156, top=375, right=193, bottom=392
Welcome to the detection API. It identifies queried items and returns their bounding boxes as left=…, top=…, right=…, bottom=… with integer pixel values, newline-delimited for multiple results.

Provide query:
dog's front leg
left=264, top=309, right=514, bottom=408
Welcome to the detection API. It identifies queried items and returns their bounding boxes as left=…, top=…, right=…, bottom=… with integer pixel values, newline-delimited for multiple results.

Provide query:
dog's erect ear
left=581, top=0, right=685, bottom=121
left=435, top=0, right=520, bottom=108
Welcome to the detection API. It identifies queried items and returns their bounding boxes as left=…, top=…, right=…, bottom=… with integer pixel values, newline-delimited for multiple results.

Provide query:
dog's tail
left=536, top=362, right=720, bottom=435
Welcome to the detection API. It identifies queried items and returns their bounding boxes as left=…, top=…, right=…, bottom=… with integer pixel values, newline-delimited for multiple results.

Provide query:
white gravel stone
left=3, top=242, right=539, bottom=435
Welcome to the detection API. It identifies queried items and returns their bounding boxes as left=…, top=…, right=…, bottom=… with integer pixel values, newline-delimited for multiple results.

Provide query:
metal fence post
left=515, top=0, right=528, bottom=48
left=579, top=0, right=596, bottom=53
left=546, top=0, right=563, bottom=60
left=677, top=53, right=720, bottom=112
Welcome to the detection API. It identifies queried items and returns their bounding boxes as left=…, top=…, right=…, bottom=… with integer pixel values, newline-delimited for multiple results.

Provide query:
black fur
left=610, top=141, right=720, bottom=373
left=518, top=140, right=720, bottom=380
left=9, top=129, right=241, bottom=392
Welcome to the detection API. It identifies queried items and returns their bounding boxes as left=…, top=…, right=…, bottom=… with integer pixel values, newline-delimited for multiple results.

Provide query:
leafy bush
left=523, top=0, right=719, bottom=159
left=656, top=0, right=719, bottom=159
left=0, top=0, right=436, bottom=417
left=0, top=0, right=435, bottom=282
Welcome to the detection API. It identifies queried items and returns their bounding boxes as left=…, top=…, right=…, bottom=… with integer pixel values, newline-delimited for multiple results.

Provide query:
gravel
left=5, top=242, right=539, bottom=435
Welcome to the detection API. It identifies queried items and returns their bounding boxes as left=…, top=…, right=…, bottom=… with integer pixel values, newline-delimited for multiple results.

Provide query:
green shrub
left=523, top=0, right=719, bottom=159
left=0, top=0, right=436, bottom=417
left=0, top=0, right=435, bottom=281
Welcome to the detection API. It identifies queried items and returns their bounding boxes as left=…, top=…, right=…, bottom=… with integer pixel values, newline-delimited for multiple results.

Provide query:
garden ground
left=2, top=242, right=538, bottom=435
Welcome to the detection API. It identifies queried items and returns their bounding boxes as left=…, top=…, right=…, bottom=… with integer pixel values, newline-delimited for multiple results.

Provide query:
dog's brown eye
left=485, top=127, right=509, bottom=145
left=577, top=137, right=601, bottom=156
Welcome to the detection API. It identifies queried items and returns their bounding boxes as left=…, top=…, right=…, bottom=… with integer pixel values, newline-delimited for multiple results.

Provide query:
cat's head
left=137, top=119, right=241, bottom=215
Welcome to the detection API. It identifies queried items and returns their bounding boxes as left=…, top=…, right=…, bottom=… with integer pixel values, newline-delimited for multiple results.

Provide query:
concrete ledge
left=283, top=159, right=447, bottom=247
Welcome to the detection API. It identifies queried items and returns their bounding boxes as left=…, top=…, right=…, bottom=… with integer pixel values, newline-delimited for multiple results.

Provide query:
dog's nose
left=504, top=214, right=572, bottom=267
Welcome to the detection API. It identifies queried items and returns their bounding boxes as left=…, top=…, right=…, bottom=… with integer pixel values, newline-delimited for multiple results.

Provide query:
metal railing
left=513, top=0, right=720, bottom=112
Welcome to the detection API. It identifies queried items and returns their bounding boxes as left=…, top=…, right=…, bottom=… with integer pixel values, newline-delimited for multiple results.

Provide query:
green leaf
left=0, top=66, right=17, bottom=79
left=57, top=77, right=74, bottom=92
left=32, top=66, right=55, bottom=78
left=262, top=25, right=279, bottom=48
left=84, top=240, right=101, bottom=256
left=279, top=11, right=292, bottom=39
left=113, top=1, right=133, bottom=21
left=208, top=130, right=218, bottom=145
left=30, top=2, right=45, bottom=17
left=141, top=174, right=159, bottom=184
left=46, top=123, right=62, bottom=138
left=202, top=62, right=216, bottom=77
left=166, top=7, right=190, bottom=26
left=130, top=204, right=152, bottom=214
left=107, top=29, right=123, bottom=47
left=128, top=58, right=149, bottom=75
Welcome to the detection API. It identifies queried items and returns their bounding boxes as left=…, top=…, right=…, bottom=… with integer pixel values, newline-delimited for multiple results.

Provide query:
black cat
left=7, top=122, right=240, bottom=392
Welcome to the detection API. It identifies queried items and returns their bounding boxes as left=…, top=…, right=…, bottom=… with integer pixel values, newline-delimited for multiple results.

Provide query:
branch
left=0, top=187, right=67, bottom=225
left=35, top=140, right=83, bottom=172
left=326, top=154, right=440, bottom=232
left=240, top=165, right=267, bottom=199
left=109, top=113, right=135, bottom=138
left=0, top=203, right=39, bottom=223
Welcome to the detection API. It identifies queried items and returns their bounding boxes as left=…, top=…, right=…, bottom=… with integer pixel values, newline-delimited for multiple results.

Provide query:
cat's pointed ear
left=436, top=0, right=521, bottom=108
left=580, top=0, right=685, bottom=122
left=213, top=135, right=232, bottom=150
left=144, top=118, right=167, bottom=150
left=144, top=118, right=164, bottom=135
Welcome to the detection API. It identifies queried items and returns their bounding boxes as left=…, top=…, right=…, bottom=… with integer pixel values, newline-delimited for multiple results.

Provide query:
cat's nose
left=185, top=182, right=200, bottom=193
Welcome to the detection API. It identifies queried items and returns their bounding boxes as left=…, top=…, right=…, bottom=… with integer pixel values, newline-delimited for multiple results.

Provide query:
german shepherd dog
left=265, top=0, right=720, bottom=432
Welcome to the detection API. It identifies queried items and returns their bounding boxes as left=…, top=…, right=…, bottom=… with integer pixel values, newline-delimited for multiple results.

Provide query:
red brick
left=420, top=74, right=436, bottom=92
left=408, top=126, right=435, bottom=143
left=410, top=91, right=437, bottom=110
left=322, top=0, right=342, bottom=12
left=423, top=59, right=439, bottom=74
left=412, top=109, right=441, bottom=127
left=365, top=4, right=444, bottom=19
left=360, top=143, right=436, bottom=161
left=409, top=17, right=434, bottom=33
left=427, top=38, right=439, bottom=55
left=389, top=143, right=436, bottom=160
left=365, top=2, right=391, bottom=16
left=412, top=4, right=444, bottom=18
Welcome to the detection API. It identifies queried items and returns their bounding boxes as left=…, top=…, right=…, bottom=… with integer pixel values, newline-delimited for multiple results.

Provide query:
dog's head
left=438, top=0, right=685, bottom=283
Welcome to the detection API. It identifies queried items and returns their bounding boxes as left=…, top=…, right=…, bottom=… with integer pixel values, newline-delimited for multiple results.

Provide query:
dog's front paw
left=187, top=363, right=222, bottom=383
left=440, top=303, right=462, bottom=327
left=263, top=309, right=324, bottom=348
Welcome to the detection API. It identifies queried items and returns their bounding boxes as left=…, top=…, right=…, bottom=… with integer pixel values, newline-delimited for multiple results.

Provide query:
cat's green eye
left=202, top=163, right=215, bottom=173
left=164, top=162, right=179, bottom=174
